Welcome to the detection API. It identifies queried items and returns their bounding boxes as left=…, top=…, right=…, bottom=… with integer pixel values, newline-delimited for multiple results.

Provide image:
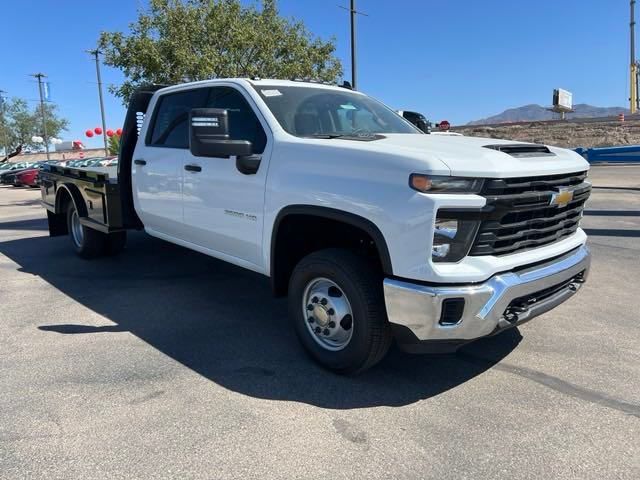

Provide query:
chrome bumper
left=383, top=245, right=590, bottom=347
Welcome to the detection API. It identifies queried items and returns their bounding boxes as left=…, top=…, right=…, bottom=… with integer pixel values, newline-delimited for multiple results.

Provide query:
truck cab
left=398, top=110, right=431, bottom=133
left=40, top=79, right=591, bottom=374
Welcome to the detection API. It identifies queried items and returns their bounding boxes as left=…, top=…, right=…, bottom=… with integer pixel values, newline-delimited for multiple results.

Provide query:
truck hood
left=368, top=134, right=589, bottom=177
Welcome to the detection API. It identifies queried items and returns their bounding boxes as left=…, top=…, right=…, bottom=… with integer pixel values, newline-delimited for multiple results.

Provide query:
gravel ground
left=0, top=165, right=638, bottom=479
left=456, top=120, right=640, bottom=148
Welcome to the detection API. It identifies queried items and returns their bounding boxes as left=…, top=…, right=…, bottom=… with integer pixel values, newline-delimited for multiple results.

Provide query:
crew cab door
left=182, top=85, right=270, bottom=268
left=132, top=88, right=209, bottom=237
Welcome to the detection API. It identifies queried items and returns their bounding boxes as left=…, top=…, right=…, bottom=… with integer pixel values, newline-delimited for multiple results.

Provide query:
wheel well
left=48, top=188, right=74, bottom=236
left=55, top=184, right=87, bottom=217
left=56, top=188, right=72, bottom=215
left=270, top=208, right=392, bottom=297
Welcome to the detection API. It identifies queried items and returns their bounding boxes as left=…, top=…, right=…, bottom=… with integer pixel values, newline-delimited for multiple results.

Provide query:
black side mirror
left=189, top=108, right=253, bottom=158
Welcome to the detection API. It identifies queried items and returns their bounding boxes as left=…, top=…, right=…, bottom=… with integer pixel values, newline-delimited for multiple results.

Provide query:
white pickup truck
left=40, top=79, right=591, bottom=374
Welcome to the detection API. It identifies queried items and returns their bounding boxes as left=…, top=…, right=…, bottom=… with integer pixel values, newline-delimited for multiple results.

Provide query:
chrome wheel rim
left=302, top=277, right=354, bottom=351
left=70, top=210, right=84, bottom=247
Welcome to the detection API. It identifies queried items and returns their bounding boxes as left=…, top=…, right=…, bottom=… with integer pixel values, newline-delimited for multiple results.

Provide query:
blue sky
left=0, top=0, right=632, bottom=149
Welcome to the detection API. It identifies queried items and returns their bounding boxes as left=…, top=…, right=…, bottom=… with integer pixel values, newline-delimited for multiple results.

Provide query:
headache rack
left=470, top=171, right=591, bottom=257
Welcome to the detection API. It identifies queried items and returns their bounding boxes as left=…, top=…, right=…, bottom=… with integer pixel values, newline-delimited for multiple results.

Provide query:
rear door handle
left=184, top=164, right=202, bottom=173
left=134, top=159, right=146, bottom=166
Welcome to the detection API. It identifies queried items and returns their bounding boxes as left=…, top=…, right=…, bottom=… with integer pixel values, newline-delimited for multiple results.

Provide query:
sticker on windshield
left=340, top=104, right=357, bottom=110
left=261, top=89, right=282, bottom=97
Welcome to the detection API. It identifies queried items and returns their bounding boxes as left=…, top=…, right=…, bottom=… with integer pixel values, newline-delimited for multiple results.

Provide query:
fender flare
left=54, top=183, right=88, bottom=218
left=270, top=205, right=394, bottom=278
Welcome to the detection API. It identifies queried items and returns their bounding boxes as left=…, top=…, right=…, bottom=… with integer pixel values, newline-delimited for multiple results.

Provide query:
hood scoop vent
left=484, top=144, right=555, bottom=158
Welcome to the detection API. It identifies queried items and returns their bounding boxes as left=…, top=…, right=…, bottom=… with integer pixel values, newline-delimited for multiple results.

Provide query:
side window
left=206, top=87, right=267, bottom=154
left=148, top=88, right=209, bottom=148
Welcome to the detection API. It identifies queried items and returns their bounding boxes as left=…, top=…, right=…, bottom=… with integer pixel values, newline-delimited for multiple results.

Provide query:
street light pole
left=87, top=49, right=109, bottom=154
left=31, top=73, right=50, bottom=161
left=350, top=0, right=358, bottom=90
left=631, top=0, right=638, bottom=114
left=0, top=90, right=10, bottom=162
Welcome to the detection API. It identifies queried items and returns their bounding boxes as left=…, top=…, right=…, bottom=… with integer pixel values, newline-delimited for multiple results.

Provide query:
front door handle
left=134, top=159, right=146, bottom=166
left=184, top=164, right=202, bottom=173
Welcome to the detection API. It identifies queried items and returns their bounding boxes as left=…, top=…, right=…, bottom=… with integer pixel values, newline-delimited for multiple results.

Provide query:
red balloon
left=85, top=129, right=94, bottom=138
left=116, top=128, right=123, bottom=136
left=106, top=129, right=114, bottom=137
left=94, top=127, right=103, bottom=135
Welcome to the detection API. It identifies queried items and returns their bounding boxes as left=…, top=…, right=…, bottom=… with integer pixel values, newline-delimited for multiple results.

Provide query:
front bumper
left=384, top=244, right=590, bottom=353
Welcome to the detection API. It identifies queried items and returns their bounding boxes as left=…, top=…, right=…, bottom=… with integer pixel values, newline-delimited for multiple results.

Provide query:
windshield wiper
left=306, top=133, right=384, bottom=141
left=306, top=134, right=350, bottom=139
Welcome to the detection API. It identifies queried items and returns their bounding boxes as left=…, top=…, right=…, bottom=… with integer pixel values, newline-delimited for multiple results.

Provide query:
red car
left=14, top=168, right=40, bottom=188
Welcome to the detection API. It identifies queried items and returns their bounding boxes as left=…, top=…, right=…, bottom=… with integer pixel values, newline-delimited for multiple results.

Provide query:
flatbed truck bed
left=40, top=165, right=125, bottom=235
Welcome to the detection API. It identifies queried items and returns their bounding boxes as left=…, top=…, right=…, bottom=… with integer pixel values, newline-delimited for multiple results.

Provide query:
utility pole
left=631, top=1, right=638, bottom=114
left=31, top=73, right=50, bottom=161
left=0, top=90, right=9, bottom=161
left=350, top=0, right=358, bottom=89
left=340, top=1, right=367, bottom=90
left=87, top=49, right=109, bottom=154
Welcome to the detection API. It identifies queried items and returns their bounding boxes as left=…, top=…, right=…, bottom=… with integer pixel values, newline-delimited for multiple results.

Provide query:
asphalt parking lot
left=1, top=165, right=639, bottom=479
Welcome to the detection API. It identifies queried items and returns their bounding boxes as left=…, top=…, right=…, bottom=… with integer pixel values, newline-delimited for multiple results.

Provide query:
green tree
left=99, top=0, right=343, bottom=101
left=0, top=98, right=69, bottom=157
left=107, top=134, right=121, bottom=156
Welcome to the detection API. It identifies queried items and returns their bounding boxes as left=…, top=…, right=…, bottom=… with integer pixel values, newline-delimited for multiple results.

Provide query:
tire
left=288, top=248, right=392, bottom=375
left=105, top=231, right=127, bottom=256
left=66, top=202, right=106, bottom=259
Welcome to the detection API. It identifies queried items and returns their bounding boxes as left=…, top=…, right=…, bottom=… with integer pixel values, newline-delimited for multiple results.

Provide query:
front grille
left=470, top=171, right=591, bottom=256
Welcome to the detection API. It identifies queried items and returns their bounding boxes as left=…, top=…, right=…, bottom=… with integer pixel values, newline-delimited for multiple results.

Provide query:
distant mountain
left=468, top=104, right=631, bottom=125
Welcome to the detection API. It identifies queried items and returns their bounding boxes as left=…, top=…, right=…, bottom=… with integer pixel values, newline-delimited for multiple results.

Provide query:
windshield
left=253, top=85, right=419, bottom=138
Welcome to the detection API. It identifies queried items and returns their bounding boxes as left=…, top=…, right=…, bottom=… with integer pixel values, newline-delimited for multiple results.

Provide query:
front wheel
left=288, top=249, right=392, bottom=375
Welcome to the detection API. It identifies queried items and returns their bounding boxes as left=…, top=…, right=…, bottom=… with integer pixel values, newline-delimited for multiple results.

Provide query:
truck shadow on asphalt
left=0, top=220, right=522, bottom=409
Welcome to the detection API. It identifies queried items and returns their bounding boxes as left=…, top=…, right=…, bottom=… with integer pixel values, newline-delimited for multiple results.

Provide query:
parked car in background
left=65, top=159, right=93, bottom=168
left=2, top=161, right=62, bottom=187
left=84, top=158, right=109, bottom=168
left=99, top=156, right=118, bottom=167
left=60, top=157, right=118, bottom=169
left=14, top=168, right=41, bottom=188
left=0, top=162, right=39, bottom=185
left=398, top=110, right=431, bottom=133
left=65, top=157, right=108, bottom=168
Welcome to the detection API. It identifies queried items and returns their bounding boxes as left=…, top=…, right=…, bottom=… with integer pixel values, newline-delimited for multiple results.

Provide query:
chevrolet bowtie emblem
left=550, top=187, right=574, bottom=208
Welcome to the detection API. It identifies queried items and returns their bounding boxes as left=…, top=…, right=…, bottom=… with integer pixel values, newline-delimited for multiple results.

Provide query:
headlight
left=410, top=174, right=484, bottom=193
left=432, top=215, right=480, bottom=263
